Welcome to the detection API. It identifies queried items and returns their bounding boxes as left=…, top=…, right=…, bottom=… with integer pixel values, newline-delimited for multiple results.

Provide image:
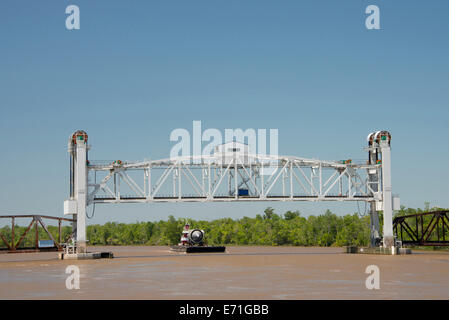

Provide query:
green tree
left=284, top=210, right=300, bottom=221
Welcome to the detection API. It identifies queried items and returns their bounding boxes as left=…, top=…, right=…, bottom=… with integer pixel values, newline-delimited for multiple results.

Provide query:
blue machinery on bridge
left=63, top=130, right=401, bottom=256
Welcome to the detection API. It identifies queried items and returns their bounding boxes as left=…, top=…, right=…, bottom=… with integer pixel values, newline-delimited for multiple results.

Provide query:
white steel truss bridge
left=64, top=131, right=397, bottom=253
left=87, top=155, right=378, bottom=204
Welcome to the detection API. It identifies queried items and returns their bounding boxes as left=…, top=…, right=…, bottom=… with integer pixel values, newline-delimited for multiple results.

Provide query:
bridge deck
left=93, top=195, right=374, bottom=203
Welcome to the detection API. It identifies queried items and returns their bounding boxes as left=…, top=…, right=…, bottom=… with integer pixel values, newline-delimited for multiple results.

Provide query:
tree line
left=86, top=208, right=372, bottom=247
left=0, top=204, right=446, bottom=248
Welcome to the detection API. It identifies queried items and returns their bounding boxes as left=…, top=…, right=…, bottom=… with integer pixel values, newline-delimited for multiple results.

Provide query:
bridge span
left=63, top=130, right=398, bottom=253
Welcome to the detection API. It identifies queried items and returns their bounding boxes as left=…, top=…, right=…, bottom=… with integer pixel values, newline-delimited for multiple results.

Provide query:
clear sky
left=0, top=1, right=448, bottom=225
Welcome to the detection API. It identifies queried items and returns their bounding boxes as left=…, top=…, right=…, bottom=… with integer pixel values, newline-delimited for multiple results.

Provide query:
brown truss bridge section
left=0, top=215, right=76, bottom=253
left=393, top=211, right=449, bottom=246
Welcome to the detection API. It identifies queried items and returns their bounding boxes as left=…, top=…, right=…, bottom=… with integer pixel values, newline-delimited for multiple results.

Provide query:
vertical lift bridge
left=64, top=130, right=399, bottom=253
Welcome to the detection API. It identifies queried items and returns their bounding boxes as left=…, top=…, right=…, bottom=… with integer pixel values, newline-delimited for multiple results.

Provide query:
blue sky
left=0, top=1, right=448, bottom=225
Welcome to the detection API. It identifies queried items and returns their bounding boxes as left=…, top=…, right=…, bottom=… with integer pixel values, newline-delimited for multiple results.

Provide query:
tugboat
left=170, top=222, right=226, bottom=253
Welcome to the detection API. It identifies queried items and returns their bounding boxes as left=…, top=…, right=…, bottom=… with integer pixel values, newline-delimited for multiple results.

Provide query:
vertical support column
left=117, top=173, right=121, bottom=200
left=228, top=166, right=232, bottom=196
left=369, top=202, right=380, bottom=247
left=69, top=141, right=77, bottom=239
left=348, top=171, right=352, bottom=198
left=202, top=167, right=206, bottom=197
left=310, top=170, right=314, bottom=196
left=173, top=168, right=176, bottom=197
left=144, top=169, right=147, bottom=198
left=148, top=164, right=152, bottom=200
left=71, top=214, right=77, bottom=241
left=282, top=167, right=285, bottom=197
left=208, top=163, right=211, bottom=199
left=290, top=161, right=293, bottom=199
left=319, top=164, right=322, bottom=197
left=367, top=133, right=381, bottom=247
left=75, top=136, right=88, bottom=253
left=34, top=218, right=39, bottom=250
left=58, top=219, right=62, bottom=245
left=11, top=217, right=15, bottom=251
left=234, top=158, right=238, bottom=199
left=380, top=136, right=394, bottom=248
left=178, top=164, right=182, bottom=200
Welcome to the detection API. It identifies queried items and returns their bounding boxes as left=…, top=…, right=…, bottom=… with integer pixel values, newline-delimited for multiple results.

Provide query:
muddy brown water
left=0, top=246, right=448, bottom=299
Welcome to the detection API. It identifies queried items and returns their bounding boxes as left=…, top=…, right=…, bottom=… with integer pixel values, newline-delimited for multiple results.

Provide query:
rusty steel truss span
left=0, top=215, right=76, bottom=253
left=87, top=155, right=380, bottom=204
left=394, top=211, right=449, bottom=247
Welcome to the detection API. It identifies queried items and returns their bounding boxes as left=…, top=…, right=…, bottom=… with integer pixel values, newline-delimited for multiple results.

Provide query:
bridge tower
left=367, top=131, right=395, bottom=248
left=63, top=130, right=89, bottom=253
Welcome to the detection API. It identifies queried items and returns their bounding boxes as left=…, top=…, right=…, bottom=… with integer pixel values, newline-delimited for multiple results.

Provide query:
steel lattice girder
left=393, top=211, right=449, bottom=246
left=86, top=154, right=381, bottom=204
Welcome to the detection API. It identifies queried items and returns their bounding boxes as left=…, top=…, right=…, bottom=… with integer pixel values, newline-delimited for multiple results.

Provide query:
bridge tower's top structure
left=63, top=130, right=398, bottom=253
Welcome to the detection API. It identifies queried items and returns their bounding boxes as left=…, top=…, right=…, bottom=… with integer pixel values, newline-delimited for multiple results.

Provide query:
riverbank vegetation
left=1, top=204, right=445, bottom=248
